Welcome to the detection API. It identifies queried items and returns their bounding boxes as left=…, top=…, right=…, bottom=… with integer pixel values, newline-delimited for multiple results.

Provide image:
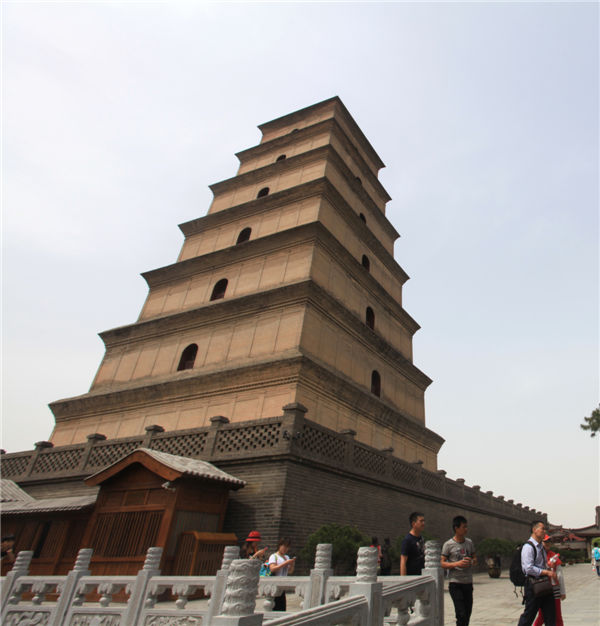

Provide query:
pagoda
left=49, top=97, right=443, bottom=471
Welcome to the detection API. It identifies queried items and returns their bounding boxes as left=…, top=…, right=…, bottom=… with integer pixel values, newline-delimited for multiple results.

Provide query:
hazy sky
left=2, top=2, right=598, bottom=528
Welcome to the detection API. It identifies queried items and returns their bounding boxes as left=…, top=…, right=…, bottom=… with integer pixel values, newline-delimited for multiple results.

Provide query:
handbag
left=259, top=562, right=271, bottom=576
left=531, top=576, right=553, bottom=598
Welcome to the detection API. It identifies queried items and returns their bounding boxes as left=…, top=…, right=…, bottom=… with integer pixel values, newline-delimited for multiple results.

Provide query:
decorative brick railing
left=0, top=403, right=544, bottom=521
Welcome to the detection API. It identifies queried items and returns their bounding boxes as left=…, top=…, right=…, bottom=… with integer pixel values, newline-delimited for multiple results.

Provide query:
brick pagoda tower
left=49, top=97, right=443, bottom=471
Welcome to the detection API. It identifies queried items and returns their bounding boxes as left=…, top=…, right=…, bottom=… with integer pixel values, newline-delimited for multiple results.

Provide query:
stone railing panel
left=150, top=429, right=208, bottom=457
left=2, top=575, right=65, bottom=626
left=214, top=422, right=283, bottom=456
left=296, top=424, right=345, bottom=464
left=259, top=576, right=309, bottom=613
left=1, top=453, right=32, bottom=477
left=63, top=575, right=135, bottom=625
left=31, top=446, right=85, bottom=475
left=391, top=459, right=418, bottom=484
left=265, top=594, right=369, bottom=626
left=353, top=445, right=386, bottom=476
left=86, top=438, right=143, bottom=469
left=421, top=471, right=443, bottom=493
left=0, top=410, right=540, bottom=526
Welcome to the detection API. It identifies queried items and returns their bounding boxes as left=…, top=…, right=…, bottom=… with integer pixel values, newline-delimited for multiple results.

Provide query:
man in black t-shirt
left=400, top=512, right=425, bottom=575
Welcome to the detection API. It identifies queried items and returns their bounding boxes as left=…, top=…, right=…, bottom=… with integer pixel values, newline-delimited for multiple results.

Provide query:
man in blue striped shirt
left=517, top=520, right=556, bottom=626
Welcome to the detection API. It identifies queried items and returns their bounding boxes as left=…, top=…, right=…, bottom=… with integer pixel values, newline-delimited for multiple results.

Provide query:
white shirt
left=268, top=552, right=290, bottom=576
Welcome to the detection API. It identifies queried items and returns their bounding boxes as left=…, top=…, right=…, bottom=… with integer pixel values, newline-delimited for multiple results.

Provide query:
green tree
left=580, top=405, right=600, bottom=437
left=477, top=538, right=515, bottom=558
left=300, top=523, right=370, bottom=575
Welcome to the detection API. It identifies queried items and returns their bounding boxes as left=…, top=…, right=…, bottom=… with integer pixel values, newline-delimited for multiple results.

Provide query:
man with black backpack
left=517, top=520, right=557, bottom=626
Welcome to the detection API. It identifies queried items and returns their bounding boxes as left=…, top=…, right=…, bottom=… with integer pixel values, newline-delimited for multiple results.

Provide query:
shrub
left=300, top=523, right=370, bottom=575
left=558, top=548, right=586, bottom=563
left=477, top=538, right=515, bottom=558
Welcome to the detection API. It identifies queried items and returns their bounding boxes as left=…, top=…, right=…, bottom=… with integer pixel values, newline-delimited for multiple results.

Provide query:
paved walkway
left=443, top=563, right=599, bottom=625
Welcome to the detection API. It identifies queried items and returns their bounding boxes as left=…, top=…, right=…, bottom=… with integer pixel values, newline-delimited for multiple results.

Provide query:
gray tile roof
left=0, top=479, right=35, bottom=503
left=1, top=493, right=97, bottom=514
left=87, top=447, right=246, bottom=488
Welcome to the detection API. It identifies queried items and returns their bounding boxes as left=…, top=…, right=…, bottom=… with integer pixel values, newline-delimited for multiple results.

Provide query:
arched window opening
left=210, top=278, right=228, bottom=301
left=276, top=154, right=287, bottom=162
left=291, top=128, right=299, bottom=133
left=177, top=344, right=198, bottom=371
left=362, top=255, right=370, bottom=271
left=257, top=187, right=270, bottom=198
left=359, top=213, right=367, bottom=223
left=236, top=227, right=252, bottom=244
left=366, top=307, right=375, bottom=330
left=355, top=176, right=362, bottom=185
left=371, top=370, right=381, bottom=397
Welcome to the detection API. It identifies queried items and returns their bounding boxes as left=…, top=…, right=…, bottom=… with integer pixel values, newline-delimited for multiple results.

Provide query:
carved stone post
left=207, top=545, right=241, bottom=620
left=211, top=559, right=263, bottom=626
left=49, top=548, right=93, bottom=626
left=206, top=416, right=230, bottom=458
left=0, top=550, right=33, bottom=610
left=305, top=543, right=333, bottom=609
left=413, top=460, right=424, bottom=488
left=282, top=403, right=308, bottom=454
left=422, top=540, right=443, bottom=626
left=437, top=470, right=447, bottom=496
left=122, top=546, right=163, bottom=626
left=381, top=447, right=394, bottom=480
left=340, top=429, right=356, bottom=469
left=142, top=424, right=165, bottom=448
left=25, top=440, right=53, bottom=476
left=78, top=433, right=106, bottom=472
left=349, top=547, right=382, bottom=626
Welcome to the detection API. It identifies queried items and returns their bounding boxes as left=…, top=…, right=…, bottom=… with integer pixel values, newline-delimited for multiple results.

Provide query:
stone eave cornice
left=298, top=357, right=442, bottom=450
left=146, top=220, right=321, bottom=288
left=312, top=223, right=419, bottom=332
left=306, top=282, right=430, bottom=388
left=49, top=352, right=438, bottom=451
left=180, top=178, right=327, bottom=237
left=209, top=143, right=390, bottom=218
left=99, top=281, right=315, bottom=347
left=209, top=145, right=329, bottom=195
left=140, top=220, right=418, bottom=334
left=180, top=175, right=399, bottom=246
left=97, top=278, right=425, bottom=387
left=320, top=178, right=404, bottom=277
left=235, top=117, right=391, bottom=204
left=102, top=257, right=418, bottom=349
left=150, top=218, right=407, bottom=296
left=257, top=96, right=385, bottom=171
left=50, top=355, right=307, bottom=422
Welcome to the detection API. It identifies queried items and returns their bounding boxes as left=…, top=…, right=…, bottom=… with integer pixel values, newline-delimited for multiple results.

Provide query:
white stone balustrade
left=0, top=541, right=444, bottom=626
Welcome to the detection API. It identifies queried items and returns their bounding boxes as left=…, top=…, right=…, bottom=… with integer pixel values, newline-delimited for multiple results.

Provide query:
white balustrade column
left=208, top=544, right=241, bottom=620
left=211, top=558, right=263, bottom=626
left=49, top=548, right=93, bottom=626
left=305, top=543, right=333, bottom=609
left=349, top=546, right=383, bottom=626
left=0, top=550, right=33, bottom=610
left=422, top=540, right=443, bottom=626
left=122, top=546, right=163, bottom=626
